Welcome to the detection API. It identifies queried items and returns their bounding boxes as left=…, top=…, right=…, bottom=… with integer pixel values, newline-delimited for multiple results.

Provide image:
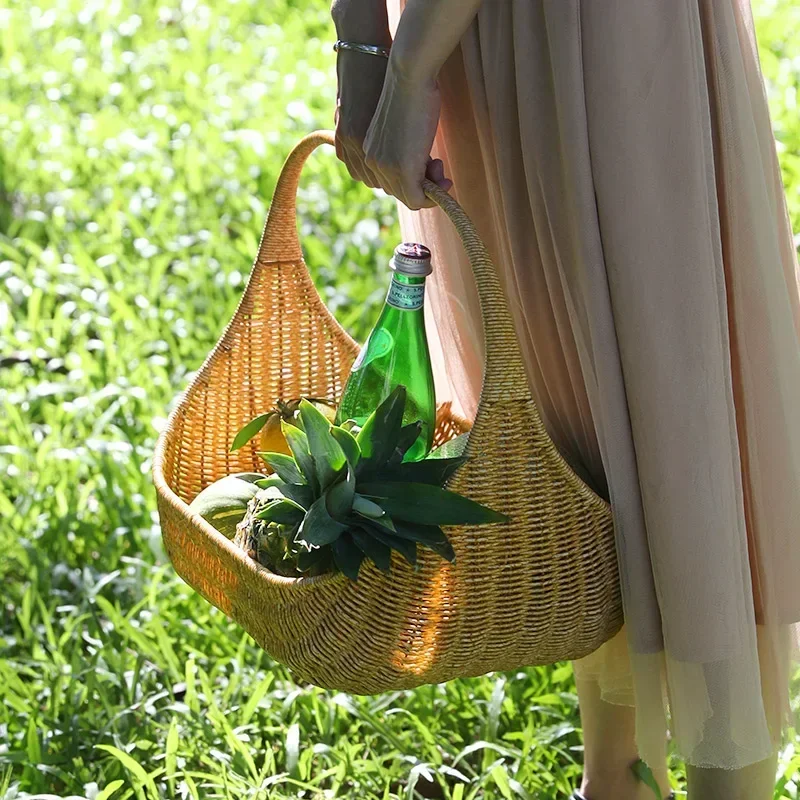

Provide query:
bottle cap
left=390, top=242, right=433, bottom=277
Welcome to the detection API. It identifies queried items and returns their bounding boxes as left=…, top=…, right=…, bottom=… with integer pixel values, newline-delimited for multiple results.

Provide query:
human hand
left=362, top=60, right=452, bottom=210
left=334, top=50, right=388, bottom=187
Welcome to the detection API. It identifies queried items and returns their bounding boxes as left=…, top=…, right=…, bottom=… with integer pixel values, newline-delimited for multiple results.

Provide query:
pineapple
left=231, top=385, right=508, bottom=581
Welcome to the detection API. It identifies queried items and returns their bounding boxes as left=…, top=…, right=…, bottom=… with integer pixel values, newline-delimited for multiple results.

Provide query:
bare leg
left=686, top=750, right=779, bottom=800
left=575, top=674, right=673, bottom=800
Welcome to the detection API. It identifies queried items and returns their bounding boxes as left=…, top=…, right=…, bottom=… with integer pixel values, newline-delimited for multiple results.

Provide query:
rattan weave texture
left=153, top=131, right=623, bottom=693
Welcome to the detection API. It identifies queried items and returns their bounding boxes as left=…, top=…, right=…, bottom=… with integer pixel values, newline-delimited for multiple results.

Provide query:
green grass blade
left=96, top=745, right=158, bottom=800
left=165, top=717, right=179, bottom=791
left=95, top=780, right=126, bottom=800
left=631, top=759, right=664, bottom=799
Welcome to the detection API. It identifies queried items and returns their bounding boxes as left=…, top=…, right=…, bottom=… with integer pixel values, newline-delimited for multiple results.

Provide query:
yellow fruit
left=258, top=412, right=293, bottom=455
left=258, top=398, right=337, bottom=456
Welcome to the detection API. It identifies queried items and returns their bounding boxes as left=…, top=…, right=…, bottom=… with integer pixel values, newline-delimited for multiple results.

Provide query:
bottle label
left=386, top=278, right=425, bottom=311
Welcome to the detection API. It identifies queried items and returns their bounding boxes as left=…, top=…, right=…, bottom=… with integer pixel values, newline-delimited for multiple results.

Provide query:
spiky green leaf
left=256, top=499, right=305, bottom=525
left=330, top=426, right=361, bottom=469
left=353, top=509, right=396, bottom=532
left=358, top=481, right=509, bottom=526
left=354, top=411, right=378, bottom=464
left=378, top=455, right=468, bottom=486
left=254, top=478, right=314, bottom=510
left=282, top=423, right=318, bottom=492
left=352, top=493, right=385, bottom=519
left=386, top=421, right=423, bottom=467
left=331, top=534, right=365, bottom=581
left=300, top=399, right=347, bottom=490
left=357, top=522, right=417, bottom=567
left=254, top=478, right=294, bottom=503
left=392, top=520, right=455, bottom=562
left=299, top=496, right=348, bottom=546
left=257, top=451, right=306, bottom=485
left=297, top=547, right=333, bottom=576
left=356, top=385, right=407, bottom=471
left=284, top=411, right=304, bottom=432
left=350, top=528, right=392, bottom=573
left=230, top=413, right=271, bottom=452
left=326, top=466, right=356, bottom=521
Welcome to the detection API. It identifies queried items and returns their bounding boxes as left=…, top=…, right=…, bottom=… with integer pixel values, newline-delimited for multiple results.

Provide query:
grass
left=1, top=0, right=799, bottom=797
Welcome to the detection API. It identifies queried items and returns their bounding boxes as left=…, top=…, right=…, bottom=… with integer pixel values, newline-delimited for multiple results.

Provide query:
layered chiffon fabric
left=387, top=0, right=800, bottom=771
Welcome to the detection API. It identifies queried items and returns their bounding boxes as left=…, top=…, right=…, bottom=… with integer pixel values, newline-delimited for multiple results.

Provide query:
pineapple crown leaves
left=253, top=385, right=510, bottom=581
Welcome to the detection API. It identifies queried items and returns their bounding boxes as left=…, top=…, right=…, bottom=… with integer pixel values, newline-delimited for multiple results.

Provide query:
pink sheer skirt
left=388, top=0, right=800, bottom=771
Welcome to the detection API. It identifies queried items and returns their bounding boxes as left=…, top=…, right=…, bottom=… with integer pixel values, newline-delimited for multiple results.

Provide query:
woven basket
left=153, top=130, right=623, bottom=694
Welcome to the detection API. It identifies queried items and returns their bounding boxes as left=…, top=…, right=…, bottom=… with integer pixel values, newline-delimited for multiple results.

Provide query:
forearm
left=389, top=0, right=482, bottom=84
left=331, top=0, right=392, bottom=46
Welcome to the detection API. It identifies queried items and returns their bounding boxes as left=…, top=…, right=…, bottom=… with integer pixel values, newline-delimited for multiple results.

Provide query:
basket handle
left=419, top=178, right=529, bottom=400
left=257, top=130, right=529, bottom=403
left=257, top=130, right=336, bottom=265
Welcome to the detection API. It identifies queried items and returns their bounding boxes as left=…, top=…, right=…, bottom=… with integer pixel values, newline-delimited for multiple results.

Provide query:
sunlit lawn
left=1, top=1, right=799, bottom=797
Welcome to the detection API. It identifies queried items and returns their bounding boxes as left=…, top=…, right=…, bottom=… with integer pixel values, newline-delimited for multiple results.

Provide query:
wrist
left=331, top=0, right=392, bottom=47
left=386, top=40, right=437, bottom=89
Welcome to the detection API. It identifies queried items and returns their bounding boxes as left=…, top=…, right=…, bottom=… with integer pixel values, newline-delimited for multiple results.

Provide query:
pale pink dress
left=388, top=0, right=800, bottom=772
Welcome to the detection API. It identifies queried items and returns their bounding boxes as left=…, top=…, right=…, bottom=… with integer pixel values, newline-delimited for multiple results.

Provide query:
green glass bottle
left=335, top=243, right=436, bottom=462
